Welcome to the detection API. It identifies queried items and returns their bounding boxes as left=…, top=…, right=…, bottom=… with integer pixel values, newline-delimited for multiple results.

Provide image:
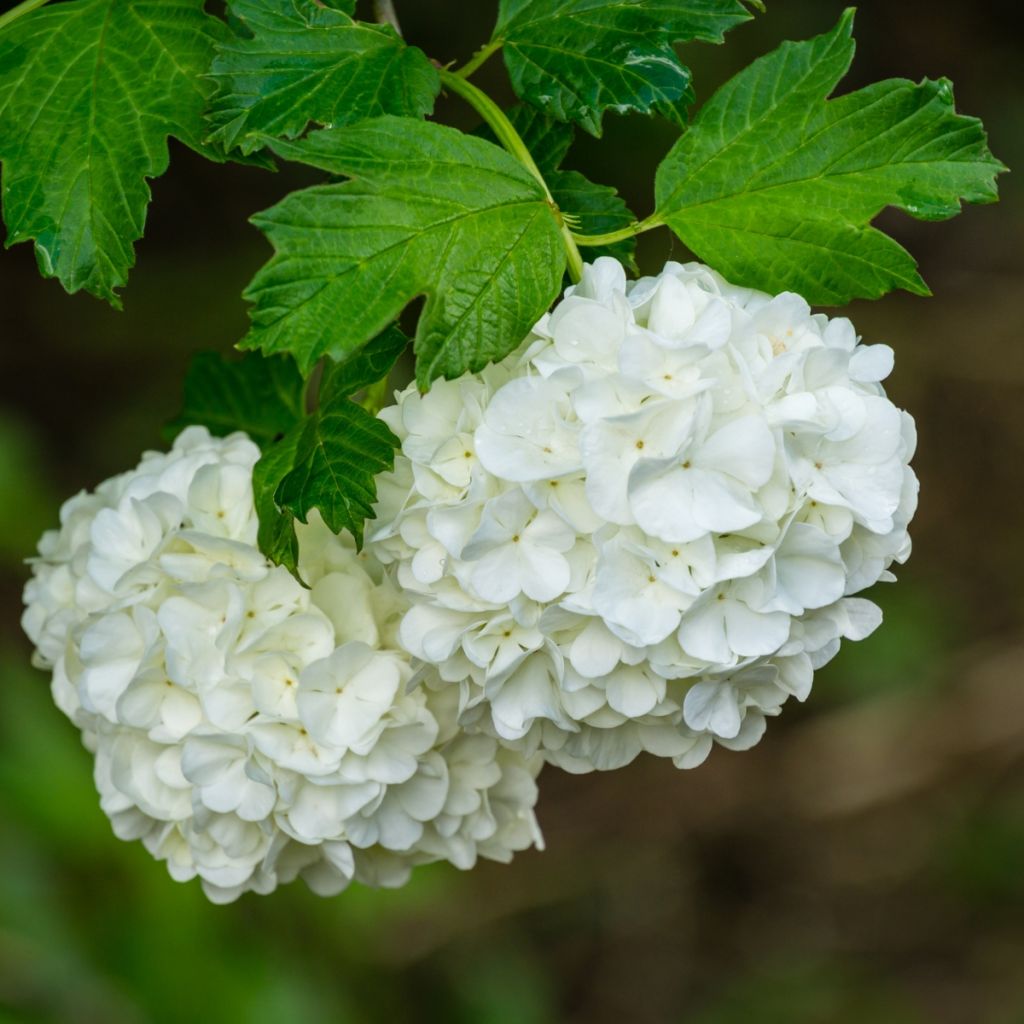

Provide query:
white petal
left=849, top=344, right=894, bottom=382
left=683, top=680, right=742, bottom=738
left=695, top=416, right=776, bottom=489
left=606, top=667, right=663, bottom=718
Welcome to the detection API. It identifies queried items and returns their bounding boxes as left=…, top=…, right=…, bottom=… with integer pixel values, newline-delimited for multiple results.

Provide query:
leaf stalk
left=452, top=39, right=502, bottom=79
left=0, top=0, right=51, bottom=31
left=372, top=0, right=402, bottom=37
left=571, top=213, right=664, bottom=248
left=438, top=68, right=583, bottom=283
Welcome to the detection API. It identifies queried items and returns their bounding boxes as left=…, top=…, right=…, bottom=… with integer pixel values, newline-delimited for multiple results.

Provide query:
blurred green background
left=1, top=1, right=1023, bottom=1021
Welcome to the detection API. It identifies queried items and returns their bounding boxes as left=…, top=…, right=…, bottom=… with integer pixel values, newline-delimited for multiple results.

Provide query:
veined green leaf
left=654, top=10, right=1006, bottom=304
left=239, top=117, right=566, bottom=387
left=274, top=396, right=397, bottom=548
left=319, top=324, right=409, bottom=405
left=208, top=0, right=439, bottom=155
left=165, top=351, right=305, bottom=445
left=492, top=0, right=758, bottom=136
left=253, top=429, right=303, bottom=572
left=0, top=0, right=226, bottom=305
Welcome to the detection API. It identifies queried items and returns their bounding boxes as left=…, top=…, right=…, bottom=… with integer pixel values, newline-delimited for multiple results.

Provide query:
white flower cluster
left=22, top=259, right=919, bottom=900
left=22, top=427, right=542, bottom=903
left=370, top=259, right=918, bottom=773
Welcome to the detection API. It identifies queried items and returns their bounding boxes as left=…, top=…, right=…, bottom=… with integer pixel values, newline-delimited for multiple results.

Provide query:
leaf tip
left=906, top=274, right=932, bottom=298
left=827, top=6, right=856, bottom=47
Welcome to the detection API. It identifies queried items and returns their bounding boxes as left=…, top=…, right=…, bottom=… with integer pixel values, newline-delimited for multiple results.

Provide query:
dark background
left=1, top=1, right=1023, bottom=1021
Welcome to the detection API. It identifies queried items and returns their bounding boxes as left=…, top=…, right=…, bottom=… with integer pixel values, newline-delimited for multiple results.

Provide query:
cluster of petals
left=369, top=259, right=918, bottom=773
left=22, top=427, right=542, bottom=902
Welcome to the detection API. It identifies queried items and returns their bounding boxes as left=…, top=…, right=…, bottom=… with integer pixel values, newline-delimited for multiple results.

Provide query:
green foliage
left=550, top=170, right=637, bottom=270
left=165, top=340, right=404, bottom=568
left=654, top=10, right=1006, bottom=304
left=252, top=428, right=304, bottom=572
left=493, top=105, right=575, bottom=175
left=0, top=0, right=225, bottom=305
left=0, top=0, right=1005, bottom=570
left=273, top=396, right=398, bottom=550
left=478, top=106, right=638, bottom=267
left=208, top=0, right=439, bottom=155
left=319, top=324, right=409, bottom=404
left=239, top=117, right=566, bottom=387
left=166, top=351, right=305, bottom=445
left=491, top=0, right=758, bottom=135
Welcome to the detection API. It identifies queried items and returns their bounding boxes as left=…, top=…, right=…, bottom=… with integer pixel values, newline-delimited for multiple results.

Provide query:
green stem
left=372, top=0, right=402, bottom=36
left=453, top=38, right=502, bottom=79
left=0, top=0, right=51, bottom=31
left=438, top=68, right=584, bottom=283
left=572, top=214, right=664, bottom=248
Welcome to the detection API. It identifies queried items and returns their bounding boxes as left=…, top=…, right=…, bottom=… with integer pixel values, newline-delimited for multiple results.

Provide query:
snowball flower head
left=22, top=427, right=542, bottom=902
left=370, top=259, right=918, bottom=773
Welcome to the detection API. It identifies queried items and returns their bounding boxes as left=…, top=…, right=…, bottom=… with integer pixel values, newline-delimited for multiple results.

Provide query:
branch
left=372, top=0, right=402, bottom=36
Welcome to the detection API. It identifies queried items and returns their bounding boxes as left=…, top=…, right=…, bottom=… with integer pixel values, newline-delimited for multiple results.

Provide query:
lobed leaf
left=253, top=428, right=303, bottom=572
left=0, top=0, right=226, bottom=304
left=274, top=396, right=397, bottom=548
left=318, top=324, right=409, bottom=405
left=654, top=10, right=1007, bottom=304
left=239, top=117, right=566, bottom=388
left=492, top=0, right=758, bottom=136
left=207, top=0, right=439, bottom=155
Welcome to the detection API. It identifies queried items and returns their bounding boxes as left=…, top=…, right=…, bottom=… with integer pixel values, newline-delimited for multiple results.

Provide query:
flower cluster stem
left=438, top=68, right=584, bottom=284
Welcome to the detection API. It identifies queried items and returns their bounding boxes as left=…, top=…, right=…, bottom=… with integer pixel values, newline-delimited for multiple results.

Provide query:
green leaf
left=239, top=117, right=566, bottom=387
left=0, top=0, right=226, bottom=305
left=550, top=170, right=638, bottom=270
left=492, top=0, right=757, bottom=136
left=165, top=351, right=305, bottom=445
left=275, top=396, right=397, bottom=548
left=319, top=324, right=409, bottom=405
left=207, top=0, right=439, bottom=155
left=654, top=10, right=1007, bottom=305
left=253, top=429, right=303, bottom=572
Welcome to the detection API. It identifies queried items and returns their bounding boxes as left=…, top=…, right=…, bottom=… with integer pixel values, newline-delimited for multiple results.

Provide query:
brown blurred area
left=1, top=2, right=1022, bottom=1022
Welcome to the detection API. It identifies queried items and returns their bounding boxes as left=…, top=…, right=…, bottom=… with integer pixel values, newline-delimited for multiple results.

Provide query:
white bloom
left=23, top=428, right=542, bottom=902
left=369, top=258, right=917, bottom=773
left=461, top=491, right=576, bottom=603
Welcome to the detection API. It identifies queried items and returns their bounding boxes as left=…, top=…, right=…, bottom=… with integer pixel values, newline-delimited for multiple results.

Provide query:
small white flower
left=475, top=373, right=581, bottom=482
left=461, top=491, right=576, bottom=603
left=629, top=415, right=777, bottom=543
left=296, top=643, right=406, bottom=753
